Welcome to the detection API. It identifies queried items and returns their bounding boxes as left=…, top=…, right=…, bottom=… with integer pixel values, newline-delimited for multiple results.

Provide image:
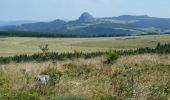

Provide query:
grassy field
left=0, top=35, right=170, bottom=99
left=0, top=54, right=170, bottom=99
left=1, top=35, right=170, bottom=56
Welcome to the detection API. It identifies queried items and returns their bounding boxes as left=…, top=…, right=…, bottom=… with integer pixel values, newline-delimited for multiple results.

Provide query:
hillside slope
left=1, top=12, right=170, bottom=35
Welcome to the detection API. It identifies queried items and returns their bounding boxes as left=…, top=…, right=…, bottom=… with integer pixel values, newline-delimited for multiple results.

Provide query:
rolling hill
left=1, top=12, right=170, bottom=36
left=0, top=20, right=36, bottom=26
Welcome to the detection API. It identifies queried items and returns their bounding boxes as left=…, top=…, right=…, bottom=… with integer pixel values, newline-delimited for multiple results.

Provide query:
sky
left=0, top=0, right=169, bottom=21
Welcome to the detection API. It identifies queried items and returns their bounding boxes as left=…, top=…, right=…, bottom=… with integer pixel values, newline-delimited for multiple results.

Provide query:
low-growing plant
left=0, top=43, right=170, bottom=64
left=111, top=70, right=129, bottom=99
left=147, top=82, right=170, bottom=100
left=63, top=63, right=92, bottom=79
left=111, top=65, right=141, bottom=99
left=41, top=68, right=63, bottom=85
left=54, top=95, right=85, bottom=100
left=105, top=52, right=119, bottom=64
left=39, top=44, right=49, bottom=56
left=0, top=78, right=9, bottom=87
left=92, top=95, right=114, bottom=100
left=0, top=91, right=40, bottom=100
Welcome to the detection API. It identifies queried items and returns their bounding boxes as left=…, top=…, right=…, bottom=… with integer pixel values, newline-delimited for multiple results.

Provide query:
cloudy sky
left=0, top=0, right=169, bottom=21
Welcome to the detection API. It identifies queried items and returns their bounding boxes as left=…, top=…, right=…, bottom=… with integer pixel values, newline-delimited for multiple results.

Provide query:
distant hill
left=115, top=15, right=152, bottom=20
left=20, top=20, right=66, bottom=32
left=0, top=20, right=36, bottom=26
left=78, top=12, right=96, bottom=22
left=1, top=12, right=170, bottom=36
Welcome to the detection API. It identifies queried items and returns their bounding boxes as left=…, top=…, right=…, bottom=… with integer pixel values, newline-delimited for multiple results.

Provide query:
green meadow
left=0, top=35, right=170, bottom=99
left=1, top=35, right=170, bottom=56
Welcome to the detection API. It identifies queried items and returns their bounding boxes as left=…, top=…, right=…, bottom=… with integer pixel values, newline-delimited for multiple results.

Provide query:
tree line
left=0, top=31, right=131, bottom=38
left=1, top=31, right=170, bottom=38
left=0, top=42, right=170, bottom=64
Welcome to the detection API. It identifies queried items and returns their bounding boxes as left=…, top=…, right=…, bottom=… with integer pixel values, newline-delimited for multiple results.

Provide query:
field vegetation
left=0, top=54, right=170, bottom=99
left=0, top=35, right=170, bottom=100
left=1, top=34, right=170, bottom=56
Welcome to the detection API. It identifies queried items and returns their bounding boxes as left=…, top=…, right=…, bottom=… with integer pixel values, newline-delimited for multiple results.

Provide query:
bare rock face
left=78, top=12, right=95, bottom=22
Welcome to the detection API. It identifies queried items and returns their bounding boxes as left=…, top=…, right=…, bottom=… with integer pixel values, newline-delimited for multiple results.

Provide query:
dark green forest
left=1, top=31, right=170, bottom=38
left=0, top=31, right=131, bottom=38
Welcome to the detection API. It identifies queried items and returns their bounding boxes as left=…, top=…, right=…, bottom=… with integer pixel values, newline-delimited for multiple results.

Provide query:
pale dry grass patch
left=0, top=54, right=170, bottom=99
left=1, top=35, right=170, bottom=56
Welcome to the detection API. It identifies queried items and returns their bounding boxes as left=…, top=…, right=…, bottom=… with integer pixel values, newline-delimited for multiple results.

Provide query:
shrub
left=105, top=52, right=119, bottom=64
left=39, top=44, right=49, bottom=55
left=41, top=68, right=63, bottom=85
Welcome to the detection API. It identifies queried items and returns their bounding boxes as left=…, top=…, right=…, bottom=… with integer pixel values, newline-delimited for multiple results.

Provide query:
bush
left=41, top=68, right=63, bottom=85
left=105, top=52, right=119, bottom=64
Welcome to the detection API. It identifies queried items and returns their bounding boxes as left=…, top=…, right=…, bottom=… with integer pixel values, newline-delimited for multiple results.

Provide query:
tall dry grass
left=0, top=54, right=170, bottom=100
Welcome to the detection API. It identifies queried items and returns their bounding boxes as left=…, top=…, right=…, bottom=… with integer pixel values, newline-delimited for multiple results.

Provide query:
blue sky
left=0, top=0, right=169, bottom=21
